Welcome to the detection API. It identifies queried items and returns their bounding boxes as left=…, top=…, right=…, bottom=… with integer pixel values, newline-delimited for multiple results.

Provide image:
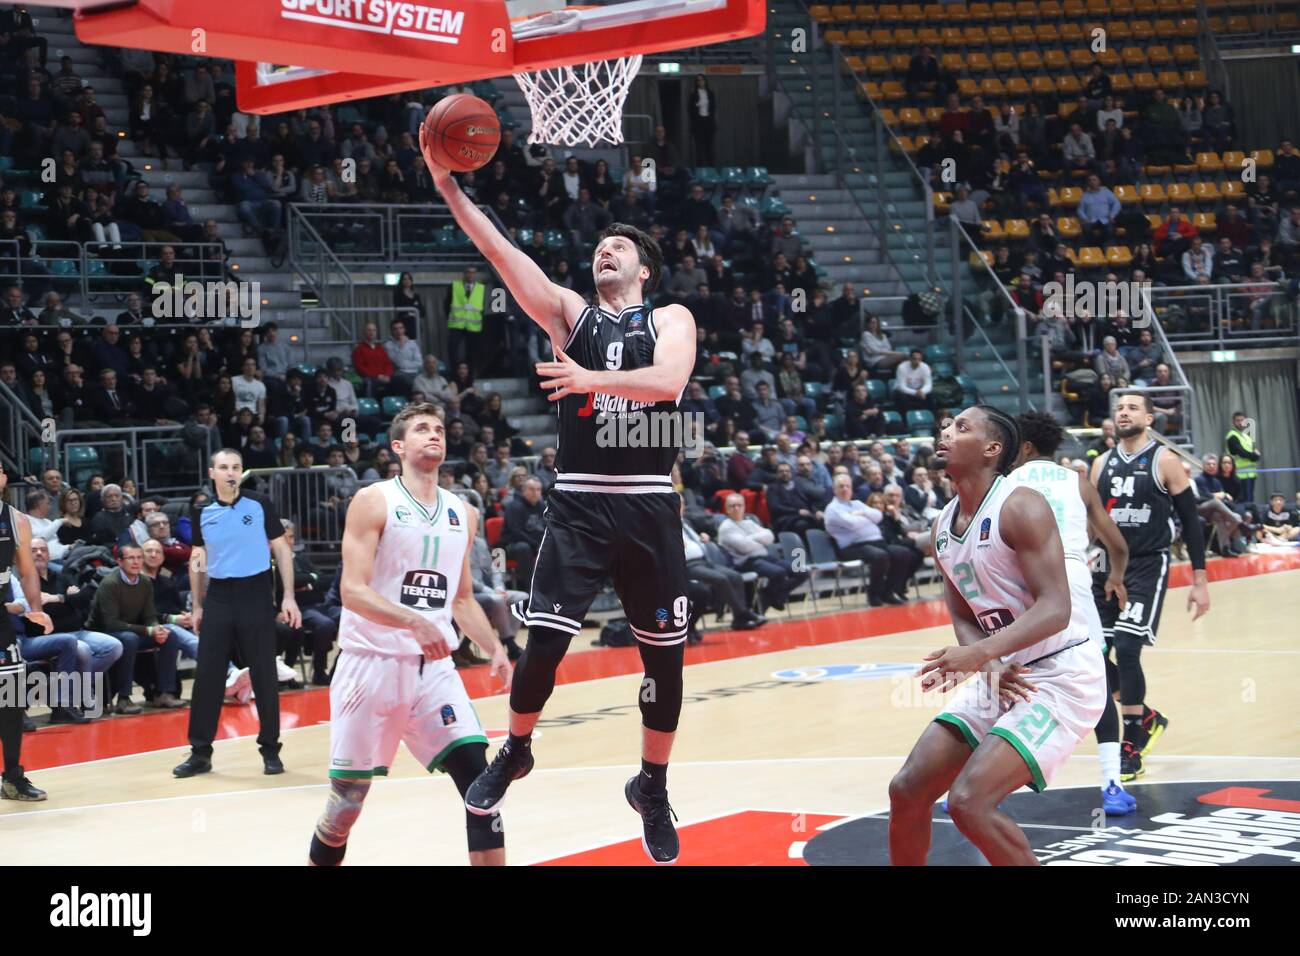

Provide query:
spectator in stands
left=1182, top=235, right=1214, bottom=284
left=824, top=475, right=908, bottom=606
left=85, top=543, right=185, bottom=711
left=880, top=484, right=931, bottom=562
left=468, top=529, right=525, bottom=661
left=385, top=317, right=422, bottom=392
left=1094, top=336, right=1130, bottom=383
left=87, top=368, right=139, bottom=426
left=233, top=356, right=267, bottom=428
left=948, top=185, right=981, bottom=228
left=256, top=322, right=290, bottom=382
left=1211, top=235, right=1247, bottom=283
left=352, top=321, right=395, bottom=398
left=1077, top=174, right=1120, bottom=244
left=843, top=382, right=881, bottom=440
left=230, top=158, right=281, bottom=235
left=1260, top=493, right=1298, bottom=544
left=1201, top=90, right=1234, bottom=153
left=893, top=349, right=932, bottom=413
left=861, top=314, right=907, bottom=371
left=1062, top=122, right=1097, bottom=175
left=680, top=495, right=764, bottom=631
left=1142, top=88, right=1187, bottom=164
left=717, top=193, right=758, bottom=256
left=751, top=381, right=784, bottom=444
left=717, top=493, right=803, bottom=612
left=667, top=254, right=706, bottom=305
left=905, top=465, right=943, bottom=520
left=144, top=512, right=191, bottom=573
left=904, top=44, right=944, bottom=101
left=767, top=461, right=824, bottom=535
left=501, top=476, right=546, bottom=583
left=1194, top=453, right=1247, bottom=555
left=1127, top=328, right=1163, bottom=386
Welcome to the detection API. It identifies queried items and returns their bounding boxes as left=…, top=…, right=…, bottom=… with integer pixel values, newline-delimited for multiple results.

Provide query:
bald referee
left=173, top=449, right=301, bottom=778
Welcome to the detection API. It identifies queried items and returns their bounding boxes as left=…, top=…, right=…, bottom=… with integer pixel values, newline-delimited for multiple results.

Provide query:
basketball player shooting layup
left=889, top=406, right=1106, bottom=866
left=1091, top=393, right=1209, bottom=784
left=421, top=130, right=697, bottom=864
left=1010, top=412, right=1137, bottom=816
left=308, top=404, right=513, bottom=867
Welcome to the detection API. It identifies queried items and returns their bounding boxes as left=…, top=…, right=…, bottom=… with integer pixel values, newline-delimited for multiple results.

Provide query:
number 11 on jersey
left=421, top=535, right=440, bottom=566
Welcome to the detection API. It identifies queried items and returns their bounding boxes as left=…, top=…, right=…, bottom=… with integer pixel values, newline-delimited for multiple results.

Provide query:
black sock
left=640, top=758, right=668, bottom=794
left=506, top=732, right=532, bottom=754
left=1141, top=704, right=1153, bottom=722
left=1122, top=715, right=1144, bottom=745
left=309, top=832, right=347, bottom=866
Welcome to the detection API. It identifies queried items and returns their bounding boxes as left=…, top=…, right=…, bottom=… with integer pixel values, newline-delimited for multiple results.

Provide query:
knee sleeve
left=508, top=625, right=573, bottom=716
left=442, top=742, right=504, bottom=852
left=1113, top=632, right=1146, bottom=707
left=1105, top=654, right=1119, bottom=696
left=315, top=777, right=371, bottom=849
left=637, top=641, right=685, bottom=734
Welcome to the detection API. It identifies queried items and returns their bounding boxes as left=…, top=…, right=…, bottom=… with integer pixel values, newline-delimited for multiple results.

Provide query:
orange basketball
left=423, top=94, right=501, bottom=173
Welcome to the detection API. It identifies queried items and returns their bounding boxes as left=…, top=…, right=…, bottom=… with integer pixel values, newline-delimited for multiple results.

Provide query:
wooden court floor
left=4, top=557, right=1299, bottom=866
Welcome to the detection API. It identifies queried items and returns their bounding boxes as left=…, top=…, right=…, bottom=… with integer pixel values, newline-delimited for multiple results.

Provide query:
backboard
left=58, top=0, right=765, bottom=115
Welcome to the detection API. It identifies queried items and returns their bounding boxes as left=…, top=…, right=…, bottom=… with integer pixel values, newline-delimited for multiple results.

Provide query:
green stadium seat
left=931, top=361, right=955, bottom=378
left=803, top=381, right=826, bottom=400
left=719, top=166, right=745, bottom=189
left=906, top=409, right=936, bottom=435
left=382, top=396, right=409, bottom=417
left=358, top=397, right=381, bottom=417
left=881, top=410, right=905, bottom=434
left=294, top=363, right=317, bottom=376
left=924, top=344, right=954, bottom=363
left=693, top=167, right=721, bottom=188
left=822, top=413, right=842, bottom=438
left=866, top=379, right=889, bottom=402
left=744, top=166, right=774, bottom=189
left=707, top=384, right=727, bottom=400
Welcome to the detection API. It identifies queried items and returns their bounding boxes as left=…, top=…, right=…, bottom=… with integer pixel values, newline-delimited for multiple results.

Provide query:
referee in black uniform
left=174, top=449, right=300, bottom=778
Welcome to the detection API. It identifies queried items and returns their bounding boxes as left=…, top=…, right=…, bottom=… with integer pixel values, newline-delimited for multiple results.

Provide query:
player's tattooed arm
left=450, top=506, right=512, bottom=689
left=537, top=303, right=696, bottom=404
left=421, top=132, right=585, bottom=346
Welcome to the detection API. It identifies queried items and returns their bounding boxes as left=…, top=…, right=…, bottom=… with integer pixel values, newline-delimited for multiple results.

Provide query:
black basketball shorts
left=1092, top=550, right=1171, bottom=649
left=511, top=487, right=690, bottom=646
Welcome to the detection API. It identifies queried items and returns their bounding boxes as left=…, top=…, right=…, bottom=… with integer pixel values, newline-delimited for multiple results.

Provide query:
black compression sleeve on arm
left=1172, top=487, right=1207, bottom=571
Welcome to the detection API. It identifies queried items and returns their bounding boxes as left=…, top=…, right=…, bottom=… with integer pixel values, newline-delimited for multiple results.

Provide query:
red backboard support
left=67, top=0, right=766, bottom=114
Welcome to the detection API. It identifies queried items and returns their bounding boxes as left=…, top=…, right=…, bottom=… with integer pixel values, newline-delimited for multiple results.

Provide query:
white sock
left=1099, top=742, right=1121, bottom=789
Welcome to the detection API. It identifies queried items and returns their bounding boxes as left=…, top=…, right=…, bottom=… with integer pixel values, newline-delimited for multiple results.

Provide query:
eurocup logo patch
left=447, top=509, right=460, bottom=527
left=440, top=704, right=456, bottom=726
left=399, top=570, right=448, bottom=610
left=655, top=607, right=669, bottom=630
left=979, top=517, right=991, bottom=541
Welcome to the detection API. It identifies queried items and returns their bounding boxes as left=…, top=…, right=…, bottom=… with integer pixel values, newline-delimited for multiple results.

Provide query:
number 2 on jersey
left=952, top=561, right=981, bottom=600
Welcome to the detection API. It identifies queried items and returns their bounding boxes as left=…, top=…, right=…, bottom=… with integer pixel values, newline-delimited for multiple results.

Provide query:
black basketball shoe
left=1140, top=707, right=1170, bottom=757
left=1119, top=740, right=1144, bottom=782
left=464, top=741, right=534, bottom=816
left=624, top=775, right=680, bottom=865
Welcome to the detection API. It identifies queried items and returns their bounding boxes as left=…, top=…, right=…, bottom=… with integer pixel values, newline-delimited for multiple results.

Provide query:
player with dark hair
left=889, top=406, right=1105, bottom=865
left=422, top=128, right=697, bottom=863
left=1091, top=393, right=1210, bottom=782
left=1012, top=411, right=1136, bottom=814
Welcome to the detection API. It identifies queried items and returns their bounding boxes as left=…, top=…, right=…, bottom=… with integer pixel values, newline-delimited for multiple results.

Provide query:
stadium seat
left=382, top=396, right=408, bottom=417
left=1251, top=149, right=1274, bottom=169
left=1106, top=246, right=1133, bottom=267
left=1057, top=216, right=1082, bottom=238
left=866, top=379, right=889, bottom=402
left=1139, top=183, right=1168, bottom=205
left=1004, top=218, right=1030, bottom=240
left=1114, top=184, right=1140, bottom=205
left=881, top=411, right=905, bottom=435
left=1193, top=212, right=1217, bottom=233
left=906, top=410, right=936, bottom=436
left=1193, top=181, right=1222, bottom=202
left=358, top=397, right=380, bottom=417
left=1077, top=247, right=1106, bottom=268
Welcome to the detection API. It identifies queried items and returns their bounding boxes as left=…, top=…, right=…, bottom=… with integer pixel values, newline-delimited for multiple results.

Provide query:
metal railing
left=0, top=378, right=46, bottom=476
left=288, top=202, right=491, bottom=268
left=1195, top=0, right=1232, bottom=94
left=1148, top=281, right=1300, bottom=349
left=48, top=425, right=207, bottom=495
left=297, top=306, right=433, bottom=365
left=241, top=466, right=359, bottom=559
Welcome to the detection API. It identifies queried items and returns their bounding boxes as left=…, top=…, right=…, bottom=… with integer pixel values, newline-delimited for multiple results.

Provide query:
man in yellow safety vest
left=447, top=265, right=486, bottom=371
left=1225, top=410, right=1261, bottom=505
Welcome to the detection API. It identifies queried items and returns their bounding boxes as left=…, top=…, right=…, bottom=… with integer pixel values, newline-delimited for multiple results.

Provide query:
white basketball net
left=514, top=54, right=643, bottom=147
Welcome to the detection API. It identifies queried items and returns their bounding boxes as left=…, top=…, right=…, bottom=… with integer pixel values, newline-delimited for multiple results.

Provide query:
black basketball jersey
left=553, top=303, right=683, bottom=480
left=0, top=501, right=17, bottom=647
left=1095, top=440, right=1175, bottom=555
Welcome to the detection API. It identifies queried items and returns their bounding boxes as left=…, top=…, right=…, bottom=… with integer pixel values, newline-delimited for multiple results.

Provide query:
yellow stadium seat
left=1069, top=49, right=1096, bottom=69
left=1173, top=44, right=1198, bottom=64
left=1146, top=214, right=1164, bottom=233
left=865, top=54, right=891, bottom=74
left=941, top=29, right=965, bottom=49
left=1221, top=180, right=1245, bottom=200
left=845, top=30, right=871, bottom=48
left=1006, top=76, right=1031, bottom=97
left=1122, top=47, right=1148, bottom=67
left=1133, top=71, right=1159, bottom=91
left=968, top=2, right=993, bottom=20
left=1167, top=183, right=1194, bottom=203
left=894, top=135, right=915, bottom=154
left=878, top=108, right=900, bottom=126
left=1135, top=0, right=1159, bottom=13
left=963, top=24, right=988, bottom=43
left=1139, top=183, right=1168, bottom=204
left=1056, top=74, right=1083, bottom=95
left=1183, top=69, right=1206, bottom=89
left=1107, top=246, right=1133, bottom=267
left=1097, top=48, right=1123, bottom=68
left=1110, top=0, right=1136, bottom=13
left=1148, top=46, right=1174, bottom=67
left=925, top=106, right=945, bottom=124
left=900, top=3, right=925, bottom=22
left=980, top=77, right=1007, bottom=97
left=1057, top=217, right=1082, bottom=238
left=940, top=52, right=965, bottom=72
left=992, top=2, right=1016, bottom=18
left=1193, top=181, right=1222, bottom=202
left=968, top=51, right=993, bottom=72
left=1018, top=50, right=1044, bottom=71
left=1078, top=247, right=1106, bottom=268
left=1110, top=71, right=1133, bottom=93
left=1154, top=18, right=1178, bottom=38
left=923, top=3, right=948, bottom=22
left=982, top=221, right=1006, bottom=242
left=1040, top=0, right=1064, bottom=16
left=970, top=250, right=994, bottom=268
left=1036, top=23, right=1062, bottom=43
left=824, top=29, right=849, bottom=45
left=1226, top=15, right=1250, bottom=31
left=894, top=27, right=918, bottom=45
left=1131, top=19, right=1156, bottom=40
left=1252, top=149, right=1275, bottom=169
left=1280, top=12, right=1300, bottom=31
left=810, top=4, right=835, bottom=23
left=854, top=3, right=880, bottom=19
left=898, top=107, right=925, bottom=128
left=889, top=53, right=913, bottom=72
left=1114, top=185, right=1140, bottom=205
left=1193, top=212, right=1217, bottom=233
left=946, top=2, right=972, bottom=21
left=858, top=81, right=882, bottom=100
left=1031, top=75, right=1056, bottom=97
left=1059, top=22, right=1084, bottom=42
left=992, top=51, right=1017, bottom=71
left=1106, top=19, right=1132, bottom=40
left=831, top=4, right=856, bottom=22
left=1015, top=1, right=1037, bottom=17
left=1004, top=219, right=1031, bottom=239
left=1054, top=186, right=1082, bottom=208
left=1086, top=0, right=1110, bottom=13
left=1059, top=101, right=1079, bottom=118
left=1221, top=150, right=1245, bottom=170
left=988, top=25, right=1013, bottom=43
left=1063, top=0, right=1087, bottom=16
left=1011, top=24, right=1035, bottom=44
left=842, top=55, right=865, bottom=74
left=869, top=28, right=894, bottom=45
left=1196, top=152, right=1224, bottom=173
left=1158, top=70, right=1184, bottom=90
left=881, top=80, right=906, bottom=100
left=1175, top=17, right=1198, bottom=36
left=1044, top=49, right=1070, bottom=70
left=917, top=27, right=942, bottom=45
left=957, top=77, right=981, bottom=97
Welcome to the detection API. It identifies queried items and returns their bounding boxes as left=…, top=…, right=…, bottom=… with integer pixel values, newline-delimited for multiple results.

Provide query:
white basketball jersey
left=1008, top=459, right=1105, bottom=649
left=933, top=475, right=1092, bottom=666
left=338, top=478, right=469, bottom=657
